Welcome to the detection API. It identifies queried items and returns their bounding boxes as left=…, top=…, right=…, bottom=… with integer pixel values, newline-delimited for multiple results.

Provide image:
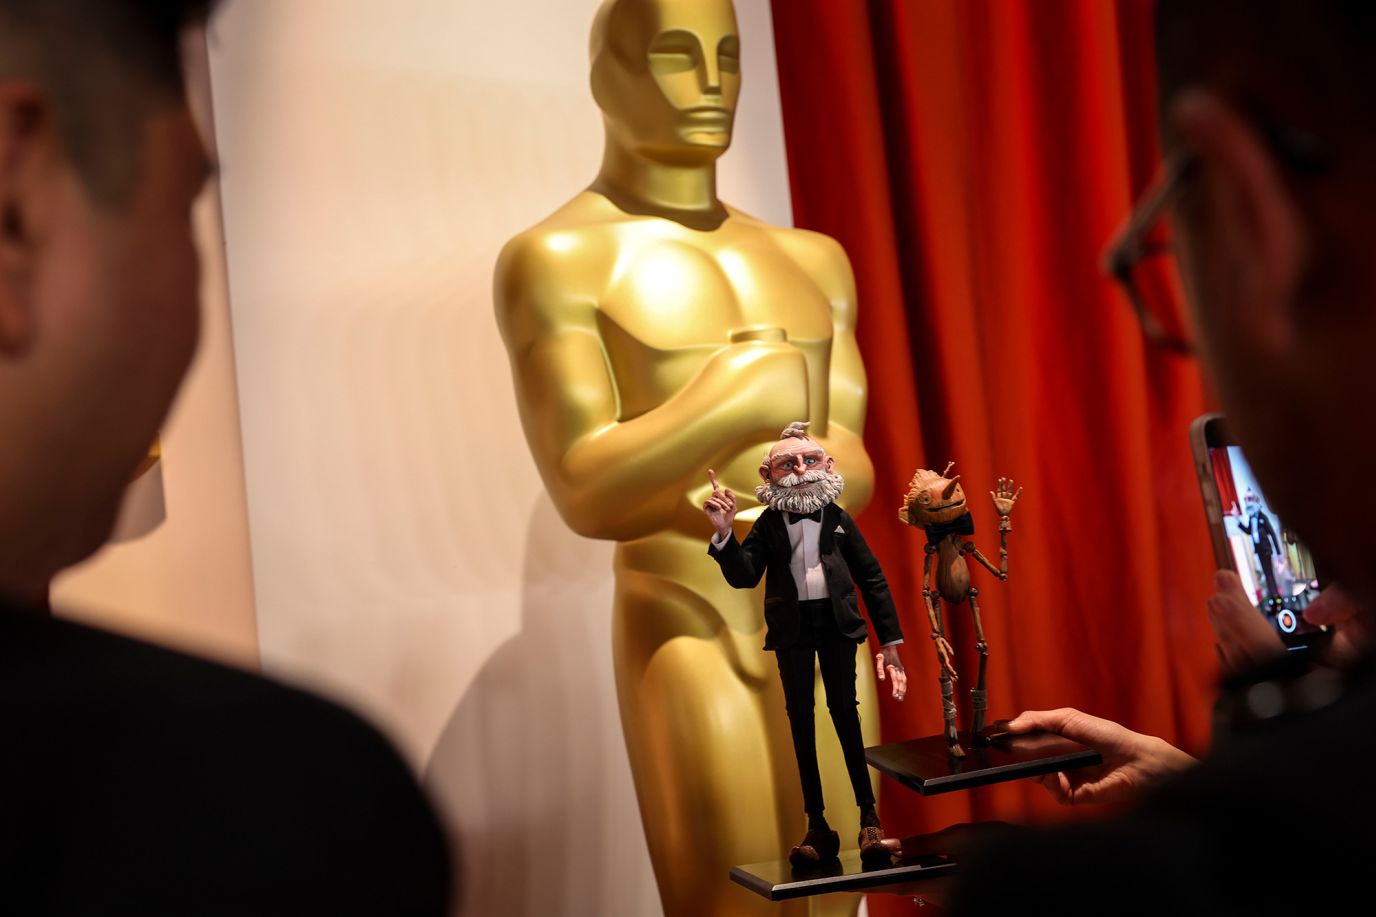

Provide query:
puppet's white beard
left=756, top=470, right=845, bottom=515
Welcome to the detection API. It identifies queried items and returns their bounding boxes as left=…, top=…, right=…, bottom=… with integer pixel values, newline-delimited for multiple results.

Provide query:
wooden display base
left=730, top=849, right=956, bottom=901
left=729, top=729, right=1100, bottom=902
left=865, top=730, right=1102, bottom=796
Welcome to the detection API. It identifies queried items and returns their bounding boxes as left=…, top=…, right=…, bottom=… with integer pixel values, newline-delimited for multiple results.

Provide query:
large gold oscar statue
left=495, top=1, right=878, bottom=914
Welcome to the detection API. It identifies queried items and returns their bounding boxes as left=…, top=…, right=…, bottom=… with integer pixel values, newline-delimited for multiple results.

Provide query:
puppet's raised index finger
left=708, top=469, right=721, bottom=493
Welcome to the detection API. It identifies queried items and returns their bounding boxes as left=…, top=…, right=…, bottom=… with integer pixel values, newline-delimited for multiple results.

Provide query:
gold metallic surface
left=495, top=2, right=877, bottom=913
left=132, top=437, right=162, bottom=481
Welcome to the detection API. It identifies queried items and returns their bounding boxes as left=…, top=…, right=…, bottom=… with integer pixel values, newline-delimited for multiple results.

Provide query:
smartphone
left=1190, top=413, right=1326, bottom=650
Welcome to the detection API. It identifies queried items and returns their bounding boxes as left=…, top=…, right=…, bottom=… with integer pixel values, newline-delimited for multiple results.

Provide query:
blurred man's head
left=0, top=1, right=215, bottom=598
left=1155, top=1, right=1376, bottom=604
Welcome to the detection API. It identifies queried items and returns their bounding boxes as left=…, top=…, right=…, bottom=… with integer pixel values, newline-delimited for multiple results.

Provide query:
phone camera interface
left=1207, top=445, right=1322, bottom=641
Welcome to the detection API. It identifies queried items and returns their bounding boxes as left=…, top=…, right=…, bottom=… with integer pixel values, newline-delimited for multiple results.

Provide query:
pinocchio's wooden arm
left=921, top=543, right=943, bottom=632
left=966, top=524, right=1010, bottom=581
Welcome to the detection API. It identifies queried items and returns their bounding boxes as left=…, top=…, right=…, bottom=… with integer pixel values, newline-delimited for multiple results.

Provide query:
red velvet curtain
left=1212, top=448, right=1239, bottom=515
left=769, top=0, right=1221, bottom=859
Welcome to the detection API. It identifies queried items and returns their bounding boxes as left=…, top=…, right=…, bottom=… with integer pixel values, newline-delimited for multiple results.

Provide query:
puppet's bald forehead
left=766, top=438, right=826, bottom=461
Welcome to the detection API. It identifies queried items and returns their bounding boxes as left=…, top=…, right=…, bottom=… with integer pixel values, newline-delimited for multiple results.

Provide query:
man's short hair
left=0, top=0, right=217, bottom=206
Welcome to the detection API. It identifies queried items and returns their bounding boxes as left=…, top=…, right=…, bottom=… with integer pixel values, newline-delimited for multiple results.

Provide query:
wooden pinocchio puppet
left=899, top=463, right=1022, bottom=758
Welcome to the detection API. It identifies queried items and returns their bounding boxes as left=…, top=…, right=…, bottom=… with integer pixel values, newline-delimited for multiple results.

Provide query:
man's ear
left=1168, top=89, right=1308, bottom=359
left=823, top=455, right=835, bottom=473
left=0, top=83, right=53, bottom=357
left=758, top=462, right=770, bottom=482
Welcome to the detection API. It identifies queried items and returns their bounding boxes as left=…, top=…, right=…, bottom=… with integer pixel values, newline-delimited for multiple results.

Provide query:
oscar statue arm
left=774, top=229, right=874, bottom=510
left=819, top=235, right=867, bottom=439
left=495, top=233, right=809, bottom=542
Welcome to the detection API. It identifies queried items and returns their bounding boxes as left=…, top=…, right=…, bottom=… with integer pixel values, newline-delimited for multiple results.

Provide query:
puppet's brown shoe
left=788, top=828, right=840, bottom=867
left=858, top=825, right=893, bottom=865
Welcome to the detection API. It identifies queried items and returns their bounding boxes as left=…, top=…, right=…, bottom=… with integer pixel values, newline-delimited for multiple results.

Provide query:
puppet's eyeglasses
left=770, top=452, right=824, bottom=471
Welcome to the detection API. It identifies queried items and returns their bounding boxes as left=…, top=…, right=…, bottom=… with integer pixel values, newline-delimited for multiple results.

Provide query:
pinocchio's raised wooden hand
left=991, top=477, right=1023, bottom=521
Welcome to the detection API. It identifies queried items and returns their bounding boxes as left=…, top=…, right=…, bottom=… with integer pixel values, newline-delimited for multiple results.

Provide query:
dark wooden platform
left=865, top=730, right=1102, bottom=796
left=729, top=730, right=1101, bottom=901
left=730, top=849, right=956, bottom=901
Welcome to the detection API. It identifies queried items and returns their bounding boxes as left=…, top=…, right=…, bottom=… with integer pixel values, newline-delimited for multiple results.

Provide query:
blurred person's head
left=1155, top=1, right=1376, bottom=606
left=0, top=1, right=216, bottom=599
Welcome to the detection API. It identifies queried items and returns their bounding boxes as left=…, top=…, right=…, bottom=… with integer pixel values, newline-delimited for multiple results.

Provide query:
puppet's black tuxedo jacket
left=708, top=502, right=903, bottom=650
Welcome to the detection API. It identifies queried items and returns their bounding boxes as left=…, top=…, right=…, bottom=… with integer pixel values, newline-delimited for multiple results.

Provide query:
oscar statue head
left=589, top=0, right=741, bottom=165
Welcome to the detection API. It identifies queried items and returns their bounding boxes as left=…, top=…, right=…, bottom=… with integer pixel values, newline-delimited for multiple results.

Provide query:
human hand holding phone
left=1303, top=583, right=1370, bottom=667
left=1207, top=569, right=1286, bottom=673
left=1191, top=413, right=1327, bottom=651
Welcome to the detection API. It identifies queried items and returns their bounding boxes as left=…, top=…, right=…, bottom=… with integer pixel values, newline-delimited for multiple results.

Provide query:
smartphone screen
left=1205, top=443, right=1322, bottom=640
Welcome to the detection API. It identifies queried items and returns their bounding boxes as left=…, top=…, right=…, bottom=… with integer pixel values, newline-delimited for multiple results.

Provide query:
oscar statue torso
left=498, top=186, right=875, bottom=659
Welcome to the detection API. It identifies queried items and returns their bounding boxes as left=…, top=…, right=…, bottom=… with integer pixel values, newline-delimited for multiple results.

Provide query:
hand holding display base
left=865, top=728, right=1102, bottom=797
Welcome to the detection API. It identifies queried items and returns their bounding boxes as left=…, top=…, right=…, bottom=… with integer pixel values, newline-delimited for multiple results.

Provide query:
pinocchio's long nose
left=941, top=476, right=962, bottom=500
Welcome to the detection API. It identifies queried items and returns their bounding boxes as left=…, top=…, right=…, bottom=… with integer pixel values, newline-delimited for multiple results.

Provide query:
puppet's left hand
left=991, top=477, right=1022, bottom=517
left=875, top=645, right=907, bottom=702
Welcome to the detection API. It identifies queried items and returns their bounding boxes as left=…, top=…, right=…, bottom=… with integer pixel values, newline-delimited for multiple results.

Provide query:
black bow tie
left=787, top=509, right=823, bottom=525
left=924, top=511, right=976, bottom=542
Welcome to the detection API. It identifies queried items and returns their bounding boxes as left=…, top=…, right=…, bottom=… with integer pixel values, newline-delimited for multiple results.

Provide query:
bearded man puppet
left=703, top=421, right=906, bottom=867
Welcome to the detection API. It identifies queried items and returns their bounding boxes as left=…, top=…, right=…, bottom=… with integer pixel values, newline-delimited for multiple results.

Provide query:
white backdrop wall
left=205, top=2, right=794, bottom=914
left=52, top=32, right=260, bottom=670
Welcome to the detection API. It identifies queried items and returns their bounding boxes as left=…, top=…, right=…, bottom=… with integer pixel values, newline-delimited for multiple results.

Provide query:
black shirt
left=0, top=600, right=451, bottom=915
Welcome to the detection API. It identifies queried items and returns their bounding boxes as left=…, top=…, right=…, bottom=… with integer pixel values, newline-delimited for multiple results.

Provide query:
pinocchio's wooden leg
left=930, top=594, right=965, bottom=759
left=940, top=672, right=964, bottom=759
left=967, top=587, right=991, bottom=745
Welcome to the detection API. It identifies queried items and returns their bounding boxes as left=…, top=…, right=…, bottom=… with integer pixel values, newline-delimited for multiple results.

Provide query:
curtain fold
left=770, top=0, right=1221, bottom=875
left=1212, top=448, right=1239, bottom=515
